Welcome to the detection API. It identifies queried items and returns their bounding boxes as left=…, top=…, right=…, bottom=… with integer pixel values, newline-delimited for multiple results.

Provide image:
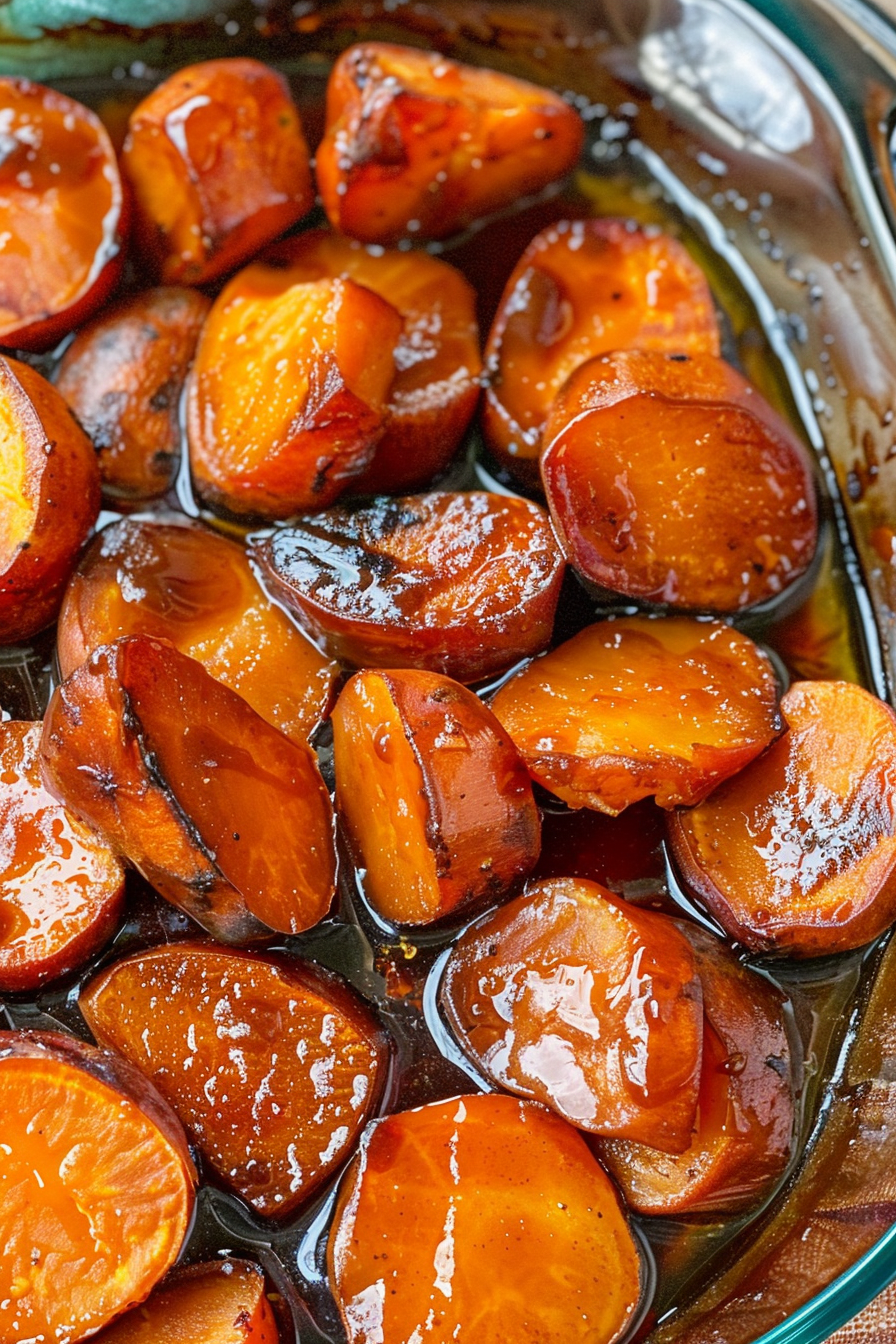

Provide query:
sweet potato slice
left=57, top=518, right=337, bottom=743
left=123, top=58, right=312, bottom=286
left=82, top=943, right=386, bottom=1219
left=541, top=350, right=818, bottom=611
left=668, top=679, right=896, bottom=956
left=55, top=288, right=210, bottom=502
left=483, top=219, right=721, bottom=483
left=328, top=1093, right=641, bottom=1344
left=40, top=635, right=336, bottom=943
left=92, top=1260, right=279, bottom=1343
left=316, top=43, right=584, bottom=244
left=332, top=668, right=540, bottom=925
left=440, top=877, right=703, bottom=1151
left=490, top=615, right=782, bottom=814
left=0, top=1029, right=195, bottom=1344
left=251, top=492, right=564, bottom=682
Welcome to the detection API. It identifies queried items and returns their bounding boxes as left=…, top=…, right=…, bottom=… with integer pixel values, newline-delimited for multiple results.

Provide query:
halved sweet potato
left=668, top=680, right=896, bottom=957
left=92, top=1260, right=279, bottom=1343
left=123, top=58, right=312, bottom=286
left=316, top=43, right=584, bottom=244
left=541, top=350, right=818, bottom=611
left=490, top=615, right=783, bottom=814
left=251, top=492, right=564, bottom=682
left=440, top=877, right=703, bottom=1151
left=332, top=668, right=540, bottom=925
left=82, top=943, right=386, bottom=1219
left=329, top=1093, right=641, bottom=1344
left=40, top=635, right=336, bottom=943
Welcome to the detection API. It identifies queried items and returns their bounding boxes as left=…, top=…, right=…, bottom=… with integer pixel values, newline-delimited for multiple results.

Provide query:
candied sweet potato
left=123, top=58, right=312, bottom=286
left=541, top=350, right=818, bottom=611
left=0, top=355, right=100, bottom=643
left=57, top=518, right=337, bottom=743
left=251, top=492, right=564, bottom=682
left=82, top=943, right=386, bottom=1219
left=56, top=288, right=210, bottom=502
left=92, top=1260, right=279, bottom=1343
left=332, top=669, right=540, bottom=925
left=668, top=680, right=896, bottom=957
left=440, top=877, right=703, bottom=1151
left=316, top=42, right=584, bottom=244
left=40, top=635, right=336, bottom=943
left=329, top=1093, right=641, bottom=1344
left=490, top=616, right=783, bottom=814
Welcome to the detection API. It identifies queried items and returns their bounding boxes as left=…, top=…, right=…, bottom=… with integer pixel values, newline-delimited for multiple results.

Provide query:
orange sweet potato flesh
left=328, top=1093, right=642, bottom=1344
left=491, top=616, right=783, bottom=814
left=0, top=355, right=100, bottom=642
left=541, top=350, right=818, bottom=611
left=332, top=668, right=540, bottom=925
left=251, top=492, right=564, bottom=682
left=57, top=518, right=337, bottom=744
left=440, top=877, right=703, bottom=1151
left=82, top=943, right=386, bottom=1220
left=0, top=1029, right=195, bottom=1344
left=40, top=635, right=336, bottom=943
left=316, top=43, right=584, bottom=244
left=92, top=1260, right=279, bottom=1343
left=123, top=58, right=312, bottom=286
left=56, top=288, right=210, bottom=502
left=668, top=679, right=896, bottom=957
left=0, top=78, right=126, bottom=351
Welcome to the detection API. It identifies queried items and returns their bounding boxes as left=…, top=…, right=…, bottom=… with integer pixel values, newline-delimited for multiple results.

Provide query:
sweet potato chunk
left=332, top=669, right=540, bottom=925
left=440, top=877, right=703, bottom=1151
left=0, top=356, right=100, bottom=642
left=123, top=58, right=312, bottom=286
left=92, top=1261, right=279, bottom=1343
left=55, top=288, right=209, bottom=502
left=0, top=1030, right=195, bottom=1343
left=541, top=350, right=818, bottom=611
left=668, top=680, right=896, bottom=956
left=329, top=1093, right=641, bottom=1344
left=491, top=616, right=782, bottom=814
left=251, top=492, right=564, bottom=682
left=82, top=944, right=386, bottom=1219
left=57, top=518, right=337, bottom=743
left=40, top=635, right=336, bottom=943
left=316, top=43, right=584, bottom=244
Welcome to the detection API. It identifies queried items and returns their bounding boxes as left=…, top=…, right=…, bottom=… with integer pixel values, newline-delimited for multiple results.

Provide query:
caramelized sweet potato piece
left=40, top=635, right=336, bottom=943
left=440, top=877, right=703, bottom=1151
left=332, top=669, right=540, bottom=925
left=57, top=519, right=337, bottom=743
left=329, top=1093, right=641, bottom=1344
left=82, top=943, right=386, bottom=1219
left=491, top=616, right=782, bottom=814
left=316, top=43, right=584, bottom=244
left=251, top=492, right=564, bottom=682
left=0, top=355, right=100, bottom=642
left=0, top=1029, right=195, bottom=1343
left=92, top=1260, right=279, bottom=1343
left=123, top=58, right=312, bottom=286
left=56, top=288, right=210, bottom=502
left=541, top=350, right=818, bottom=611
left=668, top=680, right=896, bottom=957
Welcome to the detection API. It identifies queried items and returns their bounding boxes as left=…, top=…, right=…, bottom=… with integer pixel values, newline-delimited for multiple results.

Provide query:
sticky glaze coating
left=91, top=1260, right=280, bottom=1343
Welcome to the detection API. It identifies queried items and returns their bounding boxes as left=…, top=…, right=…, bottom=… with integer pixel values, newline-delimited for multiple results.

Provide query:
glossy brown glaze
left=91, top=1260, right=279, bottom=1343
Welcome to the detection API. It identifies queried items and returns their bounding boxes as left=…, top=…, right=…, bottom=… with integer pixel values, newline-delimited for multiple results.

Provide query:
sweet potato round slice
left=123, top=58, right=312, bottom=286
left=490, top=615, right=783, bottom=814
left=329, top=1093, right=641, bottom=1344
left=251, top=492, right=564, bottom=682
left=541, top=350, right=818, bottom=611
left=57, top=518, right=337, bottom=743
left=92, top=1260, right=279, bottom=1343
left=40, top=635, right=336, bottom=943
left=440, top=877, right=703, bottom=1151
left=332, top=669, right=540, bottom=925
left=55, top=288, right=210, bottom=502
left=668, top=679, right=896, bottom=956
left=0, top=1029, right=195, bottom=1344
left=82, top=943, right=386, bottom=1219
left=316, top=43, right=584, bottom=244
